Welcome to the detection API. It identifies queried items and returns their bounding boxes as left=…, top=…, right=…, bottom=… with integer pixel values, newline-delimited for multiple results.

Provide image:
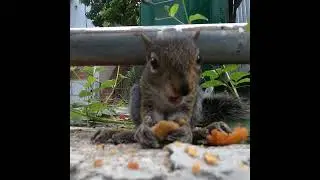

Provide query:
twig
left=104, top=65, right=121, bottom=104
left=71, top=110, right=134, bottom=125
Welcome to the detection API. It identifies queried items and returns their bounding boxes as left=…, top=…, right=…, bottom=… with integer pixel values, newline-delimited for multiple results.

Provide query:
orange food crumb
left=108, top=149, right=117, bottom=156
left=96, top=144, right=105, bottom=150
left=176, top=118, right=187, bottom=126
left=151, top=120, right=180, bottom=140
left=203, top=152, right=219, bottom=165
left=207, top=127, right=248, bottom=146
left=127, top=161, right=139, bottom=170
left=93, top=159, right=104, bottom=168
left=239, top=162, right=249, bottom=170
left=192, top=162, right=201, bottom=174
left=185, top=146, right=198, bottom=157
left=174, top=141, right=183, bottom=147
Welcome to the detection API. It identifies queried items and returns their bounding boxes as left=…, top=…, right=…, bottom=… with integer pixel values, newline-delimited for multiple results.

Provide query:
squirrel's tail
left=199, top=92, right=250, bottom=127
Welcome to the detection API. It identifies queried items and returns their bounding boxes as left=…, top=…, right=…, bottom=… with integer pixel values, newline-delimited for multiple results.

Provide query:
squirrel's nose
left=180, top=83, right=189, bottom=96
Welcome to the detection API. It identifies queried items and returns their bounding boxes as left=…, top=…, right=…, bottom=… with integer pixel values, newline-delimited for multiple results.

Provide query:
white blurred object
left=202, top=87, right=215, bottom=99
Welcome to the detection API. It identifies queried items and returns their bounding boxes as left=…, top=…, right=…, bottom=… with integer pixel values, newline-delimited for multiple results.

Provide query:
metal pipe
left=70, top=23, right=250, bottom=66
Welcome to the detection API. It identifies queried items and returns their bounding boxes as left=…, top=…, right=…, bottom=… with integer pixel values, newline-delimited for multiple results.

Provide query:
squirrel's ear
left=141, top=32, right=152, bottom=48
left=191, top=30, right=200, bottom=41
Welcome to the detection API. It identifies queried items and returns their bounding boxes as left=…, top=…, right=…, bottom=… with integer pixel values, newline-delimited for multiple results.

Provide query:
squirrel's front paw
left=91, top=129, right=116, bottom=144
left=111, top=130, right=136, bottom=144
left=134, top=124, right=160, bottom=148
left=166, top=125, right=193, bottom=144
left=206, top=121, right=232, bottom=134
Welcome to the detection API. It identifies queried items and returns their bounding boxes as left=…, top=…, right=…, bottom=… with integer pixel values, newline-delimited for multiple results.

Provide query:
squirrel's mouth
left=168, top=96, right=182, bottom=104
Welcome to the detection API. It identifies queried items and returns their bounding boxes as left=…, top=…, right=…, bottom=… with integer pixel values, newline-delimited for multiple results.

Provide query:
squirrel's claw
left=206, top=121, right=232, bottom=134
left=166, top=126, right=193, bottom=144
left=134, top=124, right=160, bottom=149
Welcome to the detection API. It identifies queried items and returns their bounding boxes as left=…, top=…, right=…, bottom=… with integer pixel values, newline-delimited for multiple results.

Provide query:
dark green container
left=140, top=0, right=229, bottom=25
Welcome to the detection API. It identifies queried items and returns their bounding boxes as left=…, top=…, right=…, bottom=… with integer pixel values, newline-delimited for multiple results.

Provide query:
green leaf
left=88, top=75, right=96, bottom=84
left=236, top=78, right=250, bottom=85
left=101, top=79, right=115, bottom=89
left=88, top=102, right=104, bottom=112
left=230, top=72, right=250, bottom=82
left=70, top=111, right=87, bottom=120
left=202, top=70, right=219, bottom=80
left=201, top=80, right=227, bottom=88
left=92, top=87, right=101, bottom=93
left=169, top=4, right=179, bottom=17
left=94, top=66, right=105, bottom=73
left=79, top=90, right=92, bottom=97
left=223, top=64, right=239, bottom=72
left=214, top=68, right=223, bottom=75
left=83, top=66, right=94, bottom=75
left=101, top=108, right=116, bottom=116
left=189, top=14, right=208, bottom=23
left=85, top=75, right=96, bottom=88
left=71, top=102, right=87, bottom=108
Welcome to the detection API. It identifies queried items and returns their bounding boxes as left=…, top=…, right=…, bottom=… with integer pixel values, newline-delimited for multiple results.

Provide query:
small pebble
left=203, top=152, right=219, bottom=165
left=185, top=146, right=198, bottom=157
left=192, top=162, right=201, bottom=174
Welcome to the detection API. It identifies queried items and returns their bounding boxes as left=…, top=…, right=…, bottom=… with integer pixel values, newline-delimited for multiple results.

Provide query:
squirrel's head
left=140, top=30, right=202, bottom=105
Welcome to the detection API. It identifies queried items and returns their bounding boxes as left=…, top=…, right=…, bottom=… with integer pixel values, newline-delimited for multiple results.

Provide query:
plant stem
left=173, top=16, right=185, bottom=24
left=222, top=65, right=240, bottom=100
left=181, top=0, right=189, bottom=23
left=155, top=17, right=174, bottom=21
left=71, top=110, right=134, bottom=125
left=84, top=105, right=89, bottom=126
left=104, top=65, right=121, bottom=104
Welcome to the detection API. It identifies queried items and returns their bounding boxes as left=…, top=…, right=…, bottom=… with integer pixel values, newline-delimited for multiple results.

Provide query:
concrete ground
left=70, top=127, right=250, bottom=180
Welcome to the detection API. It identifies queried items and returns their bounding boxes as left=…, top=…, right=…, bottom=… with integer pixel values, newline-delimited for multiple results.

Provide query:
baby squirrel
left=91, top=29, right=249, bottom=148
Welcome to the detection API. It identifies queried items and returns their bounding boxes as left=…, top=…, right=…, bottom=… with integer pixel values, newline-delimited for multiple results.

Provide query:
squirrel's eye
left=150, top=57, right=159, bottom=69
left=196, top=55, right=202, bottom=64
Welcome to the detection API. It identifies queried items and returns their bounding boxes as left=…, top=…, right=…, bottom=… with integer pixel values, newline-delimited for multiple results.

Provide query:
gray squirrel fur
left=129, top=83, right=249, bottom=129
left=91, top=30, right=249, bottom=147
left=91, top=84, right=249, bottom=146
